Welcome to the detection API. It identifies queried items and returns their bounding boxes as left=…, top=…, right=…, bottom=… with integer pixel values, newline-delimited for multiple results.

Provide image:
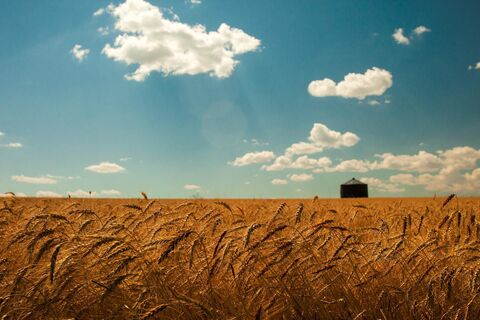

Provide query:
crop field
left=1, top=196, right=480, bottom=319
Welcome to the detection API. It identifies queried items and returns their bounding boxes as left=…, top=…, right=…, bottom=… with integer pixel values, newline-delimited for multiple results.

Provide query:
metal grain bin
left=340, top=178, right=368, bottom=198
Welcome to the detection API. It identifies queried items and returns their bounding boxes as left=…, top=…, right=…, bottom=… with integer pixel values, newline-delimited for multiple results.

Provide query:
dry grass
left=0, top=196, right=480, bottom=319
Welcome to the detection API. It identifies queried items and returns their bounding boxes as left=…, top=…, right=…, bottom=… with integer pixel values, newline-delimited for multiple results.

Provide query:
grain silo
left=340, top=178, right=368, bottom=198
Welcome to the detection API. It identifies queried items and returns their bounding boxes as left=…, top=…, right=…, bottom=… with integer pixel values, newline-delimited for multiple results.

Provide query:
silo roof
left=342, top=178, right=367, bottom=185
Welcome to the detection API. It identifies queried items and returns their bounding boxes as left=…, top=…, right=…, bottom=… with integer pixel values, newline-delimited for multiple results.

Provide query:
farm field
left=1, top=196, right=480, bottom=319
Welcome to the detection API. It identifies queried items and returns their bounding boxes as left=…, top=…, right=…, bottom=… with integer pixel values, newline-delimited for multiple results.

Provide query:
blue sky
left=1, top=0, right=479, bottom=198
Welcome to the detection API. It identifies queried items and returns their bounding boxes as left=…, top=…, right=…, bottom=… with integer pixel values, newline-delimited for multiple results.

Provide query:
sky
left=1, top=0, right=479, bottom=198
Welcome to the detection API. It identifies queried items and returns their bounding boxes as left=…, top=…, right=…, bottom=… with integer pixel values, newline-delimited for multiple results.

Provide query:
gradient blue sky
left=1, top=0, right=479, bottom=198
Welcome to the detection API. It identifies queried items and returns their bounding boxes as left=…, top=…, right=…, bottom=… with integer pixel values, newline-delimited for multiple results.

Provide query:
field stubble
left=0, top=196, right=480, bottom=319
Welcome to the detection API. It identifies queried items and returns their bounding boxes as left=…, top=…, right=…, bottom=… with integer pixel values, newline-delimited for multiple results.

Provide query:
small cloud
left=120, top=157, right=132, bottom=162
left=392, top=28, right=410, bottom=45
left=367, top=100, right=380, bottom=106
left=12, top=175, right=57, bottom=185
left=101, top=189, right=121, bottom=196
left=93, top=8, right=105, bottom=16
left=2, top=142, right=23, bottom=148
left=243, top=138, right=269, bottom=147
left=36, top=191, right=62, bottom=198
left=184, top=184, right=201, bottom=190
left=384, top=99, right=391, bottom=104
left=71, top=44, right=90, bottom=62
left=393, top=26, right=430, bottom=45
left=468, top=62, right=480, bottom=71
left=244, top=181, right=251, bottom=185
left=44, top=174, right=80, bottom=180
left=0, top=131, right=4, bottom=136
left=229, top=151, right=276, bottom=167
left=308, top=67, right=393, bottom=100
left=97, top=27, right=109, bottom=36
left=189, top=0, right=202, bottom=5
left=289, top=173, right=314, bottom=182
left=413, top=25, right=431, bottom=36
left=85, top=162, right=125, bottom=174
left=68, top=189, right=96, bottom=198
left=271, top=179, right=288, bottom=185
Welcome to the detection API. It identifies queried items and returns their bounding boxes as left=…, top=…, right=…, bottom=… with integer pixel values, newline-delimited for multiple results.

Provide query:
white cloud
left=120, top=157, right=132, bottom=162
left=85, top=162, right=125, bottom=173
left=71, top=44, right=90, bottom=62
left=468, top=62, right=480, bottom=71
left=262, top=155, right=293, bottom=171
left=101, top=189, right=121, bottom=196
left=291, top=156, right=332, bottom=170
left=243, top=138, right=269, bottom=147
left=393, top=26, right=430, bottom=45
left=0, top=131, right=4, bottom=136
left=386, top=147, right=480, bottom=193
left=360, top=177, right=404, bottom=193
left=367, top=100, right=380, bottom=106
left=263, top=155, right=332, bottom=172
left=93, top=8, right=105, bottom=16
left=285, top=142, right=324, bottom=156
left=271, top=179, right=288, bottom=185
left=97, top=27, right=110, bottom=36
left=323, top=159, right=371, bottom=173
left=36, top=191, right=62, bottom=198
left=102, top=0, right=260, bottom=81
left=189, top=0, right=202, bottom=5
left=68, top=190, right=97, bottom=197
left=413, top=25, right=431, bottom=36
left=389, top=173, right=418, bottom=186
left=0, top=192, right=27, bottom=198
left=289, top=173, right=314, bottom=182
left=372, top=150, right=443, bottom=172
left=12, top=175, right=57, bottom=185
left=230, top=151, right=276, bottom=167
left=184, top=184, right=201, bottom=190
left=44, top=174, right=80, bottom=180
left=2, top=143, right=23, bottom=148
left=309, top=123, right=360, bottom=148
left=262, top=123, right=357, bottom=171
left=392, top=28, right=410, bottom=45
left=308, top=67, right=393, bottom=100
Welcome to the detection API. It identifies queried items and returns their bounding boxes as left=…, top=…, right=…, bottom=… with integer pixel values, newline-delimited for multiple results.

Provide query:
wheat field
left=0, top=196, right=479, bottom=319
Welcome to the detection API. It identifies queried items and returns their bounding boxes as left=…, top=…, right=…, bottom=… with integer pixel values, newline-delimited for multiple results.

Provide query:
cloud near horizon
left=12, top=175, right=57, bottom=185
left=101, top=189, right=121, bottom=196
left=271, top=179, right=288, bottom=185
left=68, top=189, right=97, bottom=197
left=262, top=123, right=359, bottom=171
left=101, top=0, right=261, bottom=81
left=2, top=142, right=23, bottom=148
left=36, top=191, right=63, bottom=198
left=184, top=184, right=201, bottom=190
left=289, top=173, right=314, bottom=182
left=308, top=67, right=393, bottom=100
left=85, top=162, right=125, bottom=173
left=230, top=120, right=480, bottom=194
